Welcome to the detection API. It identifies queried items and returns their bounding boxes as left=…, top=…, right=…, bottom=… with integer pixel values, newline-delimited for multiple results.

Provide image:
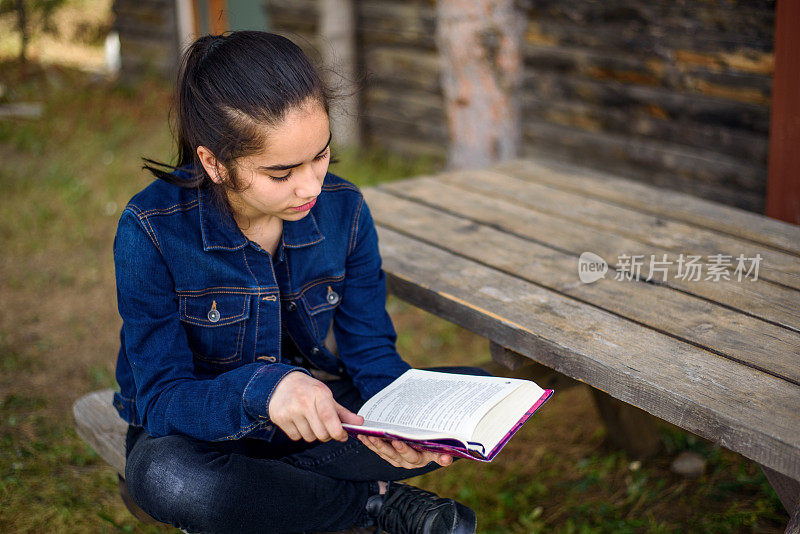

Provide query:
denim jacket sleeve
left=114, top=208, right=310, bottom=441
left=332, top=197, right=411, bottom=399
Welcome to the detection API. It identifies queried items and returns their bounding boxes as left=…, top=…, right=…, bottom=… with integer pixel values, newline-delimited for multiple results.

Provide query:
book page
left=358, top=370, right=520, bottom=440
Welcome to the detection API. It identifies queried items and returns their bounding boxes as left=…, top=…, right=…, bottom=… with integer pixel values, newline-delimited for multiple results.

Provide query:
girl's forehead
left=251, top=102, right=330, bottom=163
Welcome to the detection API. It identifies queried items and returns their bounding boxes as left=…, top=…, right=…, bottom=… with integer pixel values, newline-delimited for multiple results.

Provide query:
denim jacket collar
left=198, top=186, right=325, bottom=253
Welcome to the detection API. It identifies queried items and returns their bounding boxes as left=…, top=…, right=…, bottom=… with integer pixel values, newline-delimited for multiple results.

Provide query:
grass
left=0, top=26, right=788, bottom=534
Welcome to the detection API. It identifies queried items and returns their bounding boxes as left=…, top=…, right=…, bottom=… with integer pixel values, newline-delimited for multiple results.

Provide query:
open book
left=342, top=369, right=553, bottom=462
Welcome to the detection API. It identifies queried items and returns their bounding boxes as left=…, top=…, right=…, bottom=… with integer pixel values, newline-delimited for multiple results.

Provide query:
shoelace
left=374, top=484, right=452, bottom=534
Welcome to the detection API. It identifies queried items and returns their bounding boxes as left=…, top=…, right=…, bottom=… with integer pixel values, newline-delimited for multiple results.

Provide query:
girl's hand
left=357, top=435, right=454, bottom=469
left=268, top=371, right=363, bottom=442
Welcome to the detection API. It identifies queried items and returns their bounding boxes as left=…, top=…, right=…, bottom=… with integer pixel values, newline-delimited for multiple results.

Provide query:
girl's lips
left=290, top=198, right=316, bottom=211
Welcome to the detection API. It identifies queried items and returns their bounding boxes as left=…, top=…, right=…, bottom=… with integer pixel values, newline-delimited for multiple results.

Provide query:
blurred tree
left=0, top=0, right=66, bottom=66
left=436, top=0, right=525, bottom=169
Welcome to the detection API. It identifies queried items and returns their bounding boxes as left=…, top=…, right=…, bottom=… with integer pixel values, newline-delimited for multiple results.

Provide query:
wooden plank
left=373, top=180, right=800, bottom=334
left=518, top=130, right=765, bottom=214
left=366, top=188, right=800, bottom=384
left=72, top=389, right=128, bottom=476
left=371, top=225, right=800, bottom=480
left=494, top=158, right=800, bottom=256
left=436, top=170, right=800, bottom=288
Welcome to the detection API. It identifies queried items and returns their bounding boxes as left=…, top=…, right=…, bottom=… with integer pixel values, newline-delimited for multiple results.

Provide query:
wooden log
left=521, top=70, right=771, bottom=134
left=523, top=43, right=772, bottom=105
left=363, top=47, right=442, bottom=92
left=524, top=0, right=774, bottom=53
left=436, top=0, right=524, bottom=168
left=358, top=1, right=438, bottom=50
left=520, top=117, right=766, bottom=193
left=520, top=93, right=768, bottom=163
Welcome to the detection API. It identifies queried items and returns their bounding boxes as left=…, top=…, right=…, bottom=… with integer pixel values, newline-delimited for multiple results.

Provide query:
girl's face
left=199, top=98, right=331, bottom=228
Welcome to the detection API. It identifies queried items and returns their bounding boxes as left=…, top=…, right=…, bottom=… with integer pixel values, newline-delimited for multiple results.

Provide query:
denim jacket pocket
left=298, top=276, right=344, bottom=340
left=178, top=292, right=251, bottom=365
left=299, top=276, right=345, bottom=317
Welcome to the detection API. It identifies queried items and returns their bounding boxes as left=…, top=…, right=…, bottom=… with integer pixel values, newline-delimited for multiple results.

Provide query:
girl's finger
left=294, top=418, right=317, bottom=442
left=360, top=436, right=402, bottom=467
left=391, top=440, right=422, bottom=464
left=281, top=421, right=303, bottom=442
left=319, top=401, right=347, bottom=441
left=370, top=436, right=406, bottom=465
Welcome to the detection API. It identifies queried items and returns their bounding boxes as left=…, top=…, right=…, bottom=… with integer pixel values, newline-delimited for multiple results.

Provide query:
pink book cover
left=344, top=388, right=554, bottom=462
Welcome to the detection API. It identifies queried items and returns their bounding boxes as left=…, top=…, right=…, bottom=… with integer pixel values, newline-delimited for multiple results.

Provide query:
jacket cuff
left=242, top=363, right=312, bottom=421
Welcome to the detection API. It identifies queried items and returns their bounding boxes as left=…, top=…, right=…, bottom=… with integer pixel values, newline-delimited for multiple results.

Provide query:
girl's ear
left=197, top=145, right=227, bottom=184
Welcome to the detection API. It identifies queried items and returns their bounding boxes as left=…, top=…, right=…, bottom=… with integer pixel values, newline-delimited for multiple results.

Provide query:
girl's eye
left=270, top=171, right=292, bottom=182
left=268, top=150, right=329, bottom=181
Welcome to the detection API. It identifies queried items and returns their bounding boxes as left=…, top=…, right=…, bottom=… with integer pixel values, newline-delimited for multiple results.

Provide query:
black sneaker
left=364, top=482, right=477, bottom=534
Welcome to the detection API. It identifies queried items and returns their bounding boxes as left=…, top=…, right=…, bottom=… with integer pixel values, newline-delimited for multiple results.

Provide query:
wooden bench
left=74, top=156, right=800, bottom=532
left=362, top=157, right=800, bottom=533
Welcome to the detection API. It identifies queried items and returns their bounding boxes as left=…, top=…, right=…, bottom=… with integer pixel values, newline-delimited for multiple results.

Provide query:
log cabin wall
left=113, top=0, right=775, bottom=212
left=521, top=0, right=775, bottom=211
left=267, top=0, right=775, bottom=212
left=113, top=0, right=181, bottom=80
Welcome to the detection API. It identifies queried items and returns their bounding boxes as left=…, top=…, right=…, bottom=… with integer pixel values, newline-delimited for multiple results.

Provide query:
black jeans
left=123, top=366, right=491, bottom=534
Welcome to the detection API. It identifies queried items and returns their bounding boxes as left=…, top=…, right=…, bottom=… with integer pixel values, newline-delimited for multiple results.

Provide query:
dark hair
left=143, top=31, right=333, bottom=214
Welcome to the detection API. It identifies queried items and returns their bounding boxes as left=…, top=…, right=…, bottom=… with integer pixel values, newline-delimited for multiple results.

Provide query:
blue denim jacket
left=112, top=170, right=411, bottom=442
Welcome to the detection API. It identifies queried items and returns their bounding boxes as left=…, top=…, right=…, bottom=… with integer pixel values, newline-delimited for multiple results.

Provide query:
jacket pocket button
left=207, top=300, right=220, bottom=323
left=285, top=301, right=297, bottom=312
left=310, top=347, right=320, bottom=356
left=326, top=288, right=340, bottom=305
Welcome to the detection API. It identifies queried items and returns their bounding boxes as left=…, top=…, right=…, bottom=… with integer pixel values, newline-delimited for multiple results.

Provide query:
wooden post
left=766, top=0, right=800, bottom=225
left=319, top=0, right=360, bottom=147
left=589, top=388, right=661, bottom=459
left=435, top=0, right=524, bottom=169
left=761, top=465, right=800, bottom=530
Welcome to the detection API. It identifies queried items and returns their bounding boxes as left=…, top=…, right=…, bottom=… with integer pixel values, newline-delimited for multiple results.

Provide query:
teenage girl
left=113, top=31, right=486, bottom=534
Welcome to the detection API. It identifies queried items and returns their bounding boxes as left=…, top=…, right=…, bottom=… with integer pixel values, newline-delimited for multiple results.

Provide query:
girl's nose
left=294, top=164, right=323, bottom=199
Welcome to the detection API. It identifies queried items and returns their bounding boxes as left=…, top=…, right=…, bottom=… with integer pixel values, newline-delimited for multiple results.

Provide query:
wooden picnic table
left=364, top=157, right=800, bottom=532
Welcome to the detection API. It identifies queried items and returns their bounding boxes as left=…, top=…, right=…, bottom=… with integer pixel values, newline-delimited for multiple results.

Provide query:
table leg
left=588, top=388, right=661, bottom=459
left=761, top=465, right=800, bottom=533
left=788, top=508, right=799, bottom=534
